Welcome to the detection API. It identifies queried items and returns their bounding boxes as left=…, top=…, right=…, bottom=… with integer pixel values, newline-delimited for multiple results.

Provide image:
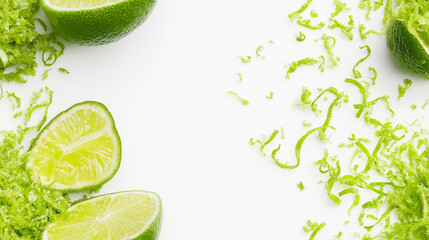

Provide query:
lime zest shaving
left=423, top=98, right=429, bottom=109
left=334, top=231, right=343, bottom=239
left=359, top=23, right=382, bottom=40
left=296, top=31, right=306, bottom=41
left=227, top=91, right=249, bottom=105
left=353, top=45, right=371, bottom=79
left=266, top=92, right=274, bottom=100
left=321, top=34, right=339, bottom=68
left=271, top=144, right=285, bottom=167
left=358, top=0, right=384, bottom=20
left=36, top=18, right=48, bottom=32
left=310, top=10, right=318, bottom=18
left=59, top=68, right=70, bottom=74
left=297, top=19, right=326, bottom=30
left=328, top=16, right=355, bottom=40
left=318, top=55, right=326, bottom=72
left=6, top=92, right=21, bottom=110
left=280, top=127, right=286, bottom=139
left=256, top=46, right=265, bottom=59
left=331, top=0, right=350, bottom=18
left=250, top=129, right=279, bottom=156
left=286, top=57, right=320, bottom=79
left=368, top=66, right=377, bottom=85
left=397, top=79, right=412, bottom=100
left=42, top=69, right=51, bottom=80
left=303, top=220, right=326, bottom=240
left=303, top=120, right=312, bottom=127
left=289, top=0, right=313, bottom=21
left=310, top=87, right=347, bottom=140
left=21, top=87, right=54, bottom=130
left=295, top=126, right=335, bottom=170
left=235, top=72, right=243, bottom=83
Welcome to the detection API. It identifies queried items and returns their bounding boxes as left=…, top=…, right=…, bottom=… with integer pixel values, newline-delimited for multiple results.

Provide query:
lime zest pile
left=0, top=0, right=64, bottom=83
left=0, top=88, right=71, bottom=239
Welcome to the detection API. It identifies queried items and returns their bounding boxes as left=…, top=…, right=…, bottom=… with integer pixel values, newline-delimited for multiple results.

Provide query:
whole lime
left=41, top=0, right=156, bottom=46
left=386, top=19, right=429, bottom=79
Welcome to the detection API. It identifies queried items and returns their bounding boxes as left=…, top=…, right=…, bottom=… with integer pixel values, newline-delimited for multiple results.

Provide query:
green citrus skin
left=386, top=19, right=429, bottom=79
left=41, top=0, right=156, bottom=46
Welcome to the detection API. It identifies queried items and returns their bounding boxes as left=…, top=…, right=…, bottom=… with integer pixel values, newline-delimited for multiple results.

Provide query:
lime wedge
left=386, top=19, right=429, bottom=79
left=41, top=0, right=156, bottom=45
left=27, top=101, right=121, bottom=192
left=43, top=191, right=162, bottom=240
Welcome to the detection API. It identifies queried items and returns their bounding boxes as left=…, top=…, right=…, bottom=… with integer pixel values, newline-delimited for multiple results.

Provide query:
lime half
left=41, top=0, right=156, bottom=45
left=27, top=101, right=121, bottom=192
left=43, top=191, right=162, bottom=240
left=386, top=19, right=429, bottom=79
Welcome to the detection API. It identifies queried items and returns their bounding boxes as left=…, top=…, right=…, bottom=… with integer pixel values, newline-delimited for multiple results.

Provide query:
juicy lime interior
left=44, top=192, right=161, bottom=240
left=46, top=0, right=125, bottom=9
left=28, top=104, right=120, bottom=189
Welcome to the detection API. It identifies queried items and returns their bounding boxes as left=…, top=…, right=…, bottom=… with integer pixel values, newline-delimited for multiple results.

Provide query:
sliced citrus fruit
left=41, top=0, right=157, bottom=45
left=42, top=191, right=162, bottom=240
left=27, top=101, right=121, bottom=192
left=386, top=19, right=429, bottom=79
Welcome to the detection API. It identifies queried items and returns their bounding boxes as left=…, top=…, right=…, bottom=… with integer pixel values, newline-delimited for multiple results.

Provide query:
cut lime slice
left=27, top=101, right=121, bottom=192
left=43, top=191, right=162, bottom=240
left=41, top=0, right=156, bottom=45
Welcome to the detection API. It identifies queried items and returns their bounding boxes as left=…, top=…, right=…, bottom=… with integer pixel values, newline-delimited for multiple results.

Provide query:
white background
left=3, top=0, right=429, bottom=239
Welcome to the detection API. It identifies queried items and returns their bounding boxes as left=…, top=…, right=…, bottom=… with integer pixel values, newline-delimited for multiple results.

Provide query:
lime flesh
left=43, top=191, right=162, bottom=240
left=27, top=101, right=121, bottom=192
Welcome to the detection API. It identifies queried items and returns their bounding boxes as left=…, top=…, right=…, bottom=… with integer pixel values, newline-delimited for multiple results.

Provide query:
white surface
left=3, top=0, right=429, bottom=239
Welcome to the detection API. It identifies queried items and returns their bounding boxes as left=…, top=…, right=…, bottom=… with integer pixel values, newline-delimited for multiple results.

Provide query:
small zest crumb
left=227, top=91, right=249, bottom=105
left=59, top=67, right=70, bottom=74
left=297, top=181, right=305, bottom=191
left=266, top=91, right=274, bottom=100
left=239, top=56, right=252, bottom=63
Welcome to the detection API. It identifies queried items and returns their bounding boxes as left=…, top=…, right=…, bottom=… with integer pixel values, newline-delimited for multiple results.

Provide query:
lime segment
left=43, top=191, right=162, bottom=240
left=27, top=101, right=121, bottom=192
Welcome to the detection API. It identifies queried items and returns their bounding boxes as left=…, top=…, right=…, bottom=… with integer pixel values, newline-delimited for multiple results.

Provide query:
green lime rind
left=386, top=19, right=429, bottom=79
left=42, top=190, right=162, bottom=240
left=27, top=101, right=122, bottom=193
left=41, top=0, right=156, bottom=46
